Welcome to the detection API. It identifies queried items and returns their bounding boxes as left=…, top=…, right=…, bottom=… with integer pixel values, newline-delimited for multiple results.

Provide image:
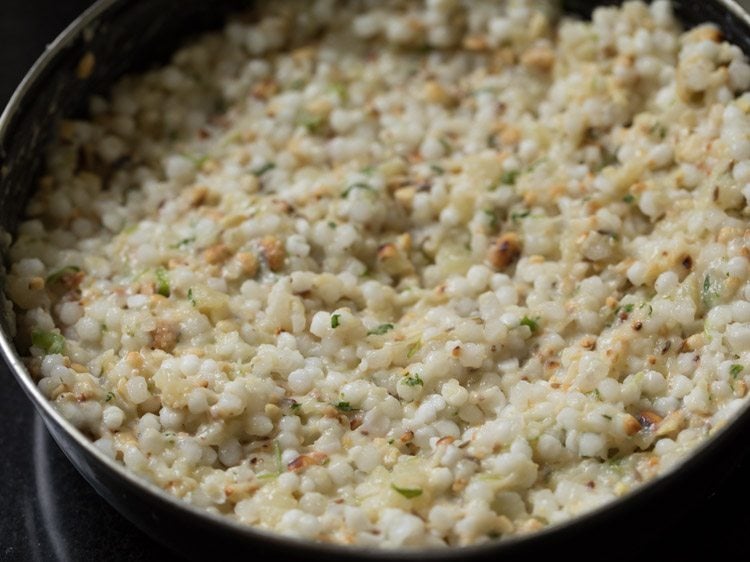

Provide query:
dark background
left=2, top=1, right=750, bottom=561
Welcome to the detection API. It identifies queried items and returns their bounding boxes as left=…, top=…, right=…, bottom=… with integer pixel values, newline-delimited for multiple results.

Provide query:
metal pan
left=2, top=1, right=750, bottom=560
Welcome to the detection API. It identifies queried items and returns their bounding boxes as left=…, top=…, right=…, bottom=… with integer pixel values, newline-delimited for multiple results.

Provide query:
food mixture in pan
left=4, top=0, right=750, bottom=547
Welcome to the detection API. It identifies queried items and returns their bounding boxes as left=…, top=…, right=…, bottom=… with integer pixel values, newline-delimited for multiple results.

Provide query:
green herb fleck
left=526, top=158, right=548, bottom=173
left=368, top=323, right=394, bottom=336
left=155, top=267, right=170, bottom=297
left=171, top=237, right=195, bottom=249
left=289, top=78, right=305, bottom=90
left=252, top=162, right=276, bottom=177
left=335, top=401, right=354, bottom=412
left=702, top=274, right=722, bottom=309
left=430, top=164, right=445, bottom=175
left=623, top=194, right=635, bottom=204
left=183, top=152, right=208, bottom=168
left=331, top=313, right=341, bottom=328
left=406, top=340, right=422, bottom=359
left=730, top=364, right=744, bottom=378
left=616, top=303, right=635, bottom=315
left=403, top=373, right=424, bottom=387
left=483, top=209, right=499, bottom=229
left=511, top=210, right=531, bottom=223
left=342, top=183, right=376, bottom=198
left=187, top=288, right=197, bottom=307
left=651, top=123, right=667, bottom=139
left=602, top=414, right=612, bottom=420
left=297, top=111, right=326, bottom=133
left=274, top=440, right=283, bottom=474
left=500, top=169, right=519, bottom=185
left=391, top=484, right=423, bottom=499
left=329, top=81, right=348, bottom=101
left=597, top=150, right=619, bottom=170
left=520, top=316, right=539, bottom=333
left=105, top=392, right=115, bottom=402
left=327, top=221, right=337, bottom=229
left=360, top=165, right=375, bottom=175
left=439, top=138, right=452, bottom=152
left=46, top=266, right=81, bottom=285
left=388, top=438, right=395, bottom=445
left=290, top=402, right=302, bottom=412
left=31, top=330, right=65, bottom=354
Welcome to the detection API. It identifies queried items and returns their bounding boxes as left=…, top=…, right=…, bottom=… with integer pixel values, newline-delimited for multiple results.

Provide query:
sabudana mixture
left=4, top=0, right=750, bottom=548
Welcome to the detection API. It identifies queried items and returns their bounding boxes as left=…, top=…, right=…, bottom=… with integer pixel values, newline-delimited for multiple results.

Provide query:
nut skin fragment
left=76, top=52, right=96, bottom=79
left=623, top=414, right=641, bottom=436
left=521, top=46, right=555, bottom=72
left=259, top=236, right=285, bottom=271
left=188, top=186, right=209, bottom=208
left=203, top=244, right=232, bottom=265
left=638, top=410, right=663, bottom=429
left=487, top=232, right=522, bottom=270
left=287, top=451, right=328, bottom=472
left=152, top=321, right=179, bottom=352
left=236, top=252, right=259, bottom=277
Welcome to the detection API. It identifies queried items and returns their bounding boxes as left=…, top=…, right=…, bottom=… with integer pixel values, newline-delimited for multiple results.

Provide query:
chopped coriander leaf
left=342, top=183, right=376, bottom=198
left=368, top=323, right=394, bottom=335
left=730, top=364, right=744, bottom=378
left=252, top=162, right=276, bottom=177
left=500, top=169, right=519, bottom=185
left=297, top=111, right=325, bottom=133
left=31, top=329, right=65, bottom=354
left=290, top=402, right=302, bottom=412
left=170, top=237, right=195, bottom=249
left=274, top=440, right=283, bottom=474
left=623, top=194, right=635, bottom=204
left=520, top=316, right=539, bottom=333
left=335, top=401, right=354, bottom=412
left=430, top=164, right=445, bottom=175
left=46, top=265, right=81, bottom=285
left=331, top=313, right=341, bottom=328
left=651, top=123, right=667, bottom=139
left=155, top=267, right=171, bottom=297
left=616, top=303, right=635, bottom=315
left=391, top=484, right=423, bottom=499
left=406, top=340, right=422, bottom=358
left=511, top=210, right=531, bottom=222
left=702, top=274, right=721, bottom=309
left=327, top=221, right=337, bottom=229
left=403, top=373, right=424, bottom=387
left=483, top=209, right=499, bottom=229
left=183, top=152, right=208, bottom=167
left=187, top=288, right=197, bottom=307
left=597, top=150, right=618, bottom=170
left=329, top=82, right=348, bottom=101
left=105, top=392, right=115, bottom=402
left=526, top=158, right=548, bottom=172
